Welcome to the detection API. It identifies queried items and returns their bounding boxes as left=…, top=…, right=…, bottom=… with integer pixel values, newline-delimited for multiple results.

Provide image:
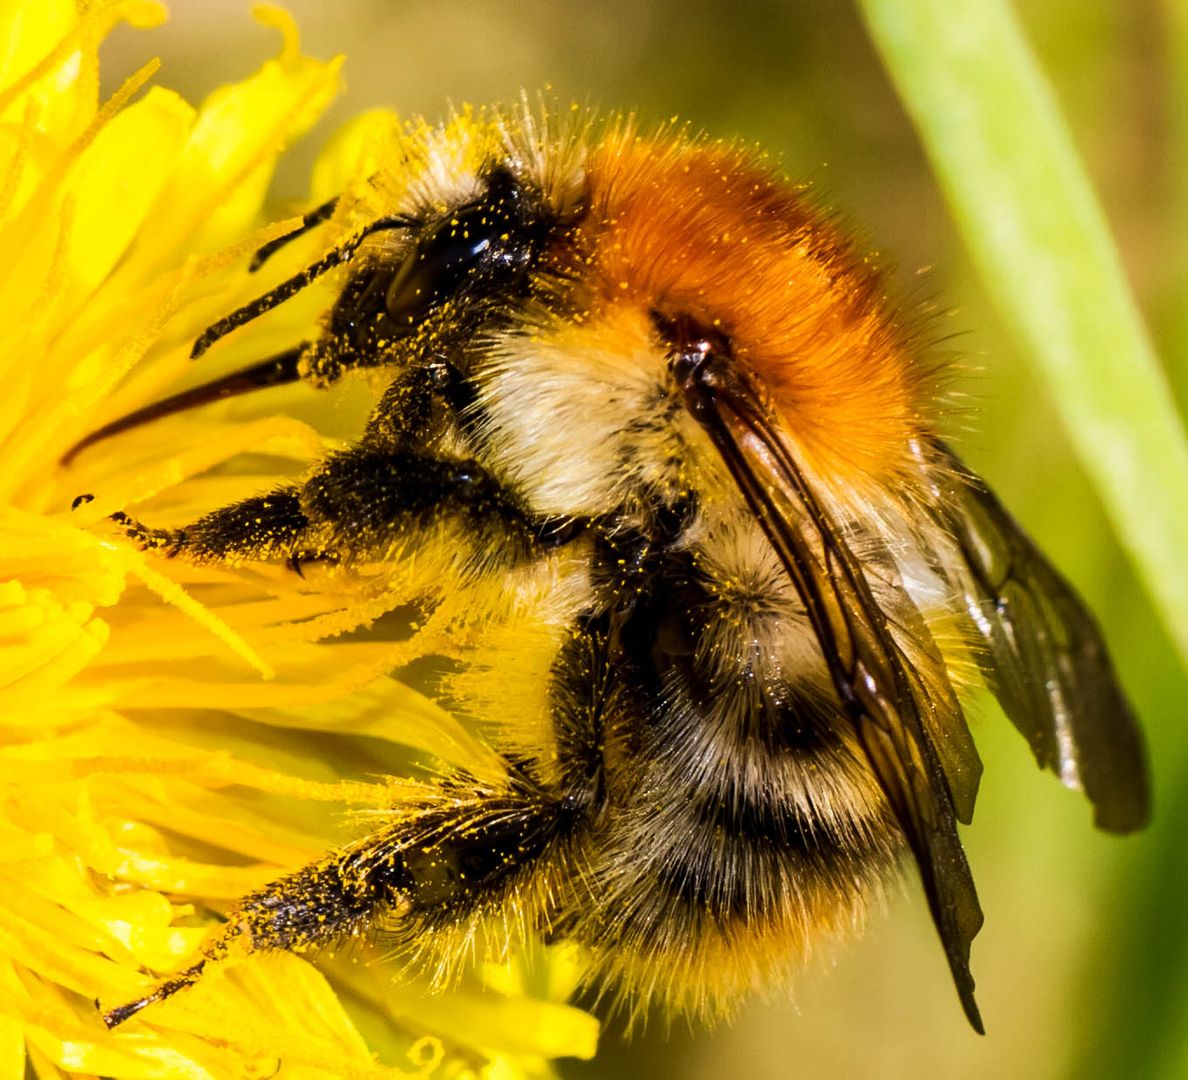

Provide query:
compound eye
left=385, top=201, right=509, bottom=328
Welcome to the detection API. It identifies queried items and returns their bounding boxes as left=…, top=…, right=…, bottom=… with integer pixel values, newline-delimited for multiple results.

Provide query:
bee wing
left=857, top=537, right=984, bottom=826
left=924, top=442, right=1150, bottom=834
left=684, top=373, right=985, bottom=1033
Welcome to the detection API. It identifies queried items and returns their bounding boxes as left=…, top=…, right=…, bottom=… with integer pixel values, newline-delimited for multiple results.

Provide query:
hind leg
left=101, top=617, right=619, bottom=1029
left=101, top=773, right=571, bottom=1027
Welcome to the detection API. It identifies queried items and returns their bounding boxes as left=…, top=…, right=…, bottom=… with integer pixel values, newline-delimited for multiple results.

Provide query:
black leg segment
left=101, top=773, right=577, bottom=1028
left=112, top=446, right=565, bottom=566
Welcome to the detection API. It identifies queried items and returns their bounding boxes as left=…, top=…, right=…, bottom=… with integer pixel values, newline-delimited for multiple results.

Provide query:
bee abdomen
left=584, top=675, right=898, bottom=931
left=577, top=717, right=899, bottom=1021
left=620, top=759, right=895, bottom=921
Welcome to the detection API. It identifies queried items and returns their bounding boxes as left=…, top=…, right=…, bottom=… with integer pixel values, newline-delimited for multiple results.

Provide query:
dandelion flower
left=0, top=2, right=598, bottom=1076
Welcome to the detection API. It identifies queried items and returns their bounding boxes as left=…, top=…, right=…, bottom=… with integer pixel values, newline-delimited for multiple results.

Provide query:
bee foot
left=101, top=960, right=207, bottom=1029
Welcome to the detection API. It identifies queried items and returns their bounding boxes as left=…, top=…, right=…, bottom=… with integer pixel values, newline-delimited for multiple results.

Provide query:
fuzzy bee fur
left=78, top=108, right=1149, bottom=1034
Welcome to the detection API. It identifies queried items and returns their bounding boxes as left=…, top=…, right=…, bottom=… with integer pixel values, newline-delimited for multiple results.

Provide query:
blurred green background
left=101, top=2, right=1188, bottom=1077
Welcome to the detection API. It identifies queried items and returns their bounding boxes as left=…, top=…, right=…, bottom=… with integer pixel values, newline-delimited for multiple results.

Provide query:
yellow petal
left=62, top=85, right=194, bottom=302
left=25, top=1023, right=218, bottom=1080
left=310, top=107, right=403, bottom=204
left=127, top=13, right=343, bottom=269
left=0, top=0, right=84, bottom=138
left=0, top=1013, right=23, bottom=1079
left=393, top=989, right=600, bottom=1062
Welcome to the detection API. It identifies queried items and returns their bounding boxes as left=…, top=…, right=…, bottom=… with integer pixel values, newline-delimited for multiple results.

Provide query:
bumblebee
left=76, top=109, right=1149, bottom=1034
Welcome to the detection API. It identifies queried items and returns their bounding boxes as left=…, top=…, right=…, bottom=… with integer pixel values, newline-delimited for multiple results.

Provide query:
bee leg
left=100, top=616, right=615, bottom=1029
left=362, top=358, right=473, bottom=451
left=100, top=773, right=582, bottom=1029
left=295, top=446, right=554, bottom=563
left=112, top=445, right=573, bottom=566
left=110, top=489, right=307, bottom=562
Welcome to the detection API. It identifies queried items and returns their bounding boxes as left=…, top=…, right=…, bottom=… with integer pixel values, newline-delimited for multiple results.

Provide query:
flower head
left=0, top=2, right=597, bottom=1075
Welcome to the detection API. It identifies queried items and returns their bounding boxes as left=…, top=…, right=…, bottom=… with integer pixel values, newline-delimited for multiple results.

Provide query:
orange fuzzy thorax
left=580, top=135, right=931, bottom=494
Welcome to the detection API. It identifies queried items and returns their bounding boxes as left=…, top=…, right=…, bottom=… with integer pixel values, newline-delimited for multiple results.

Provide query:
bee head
left=313, top=159, right=574, bottom=379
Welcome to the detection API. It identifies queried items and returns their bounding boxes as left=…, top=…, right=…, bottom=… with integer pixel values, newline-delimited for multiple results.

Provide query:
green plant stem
left=857, top=0, right=1188, bottom=666
left=1165, top=0, right=1188, bottom=415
